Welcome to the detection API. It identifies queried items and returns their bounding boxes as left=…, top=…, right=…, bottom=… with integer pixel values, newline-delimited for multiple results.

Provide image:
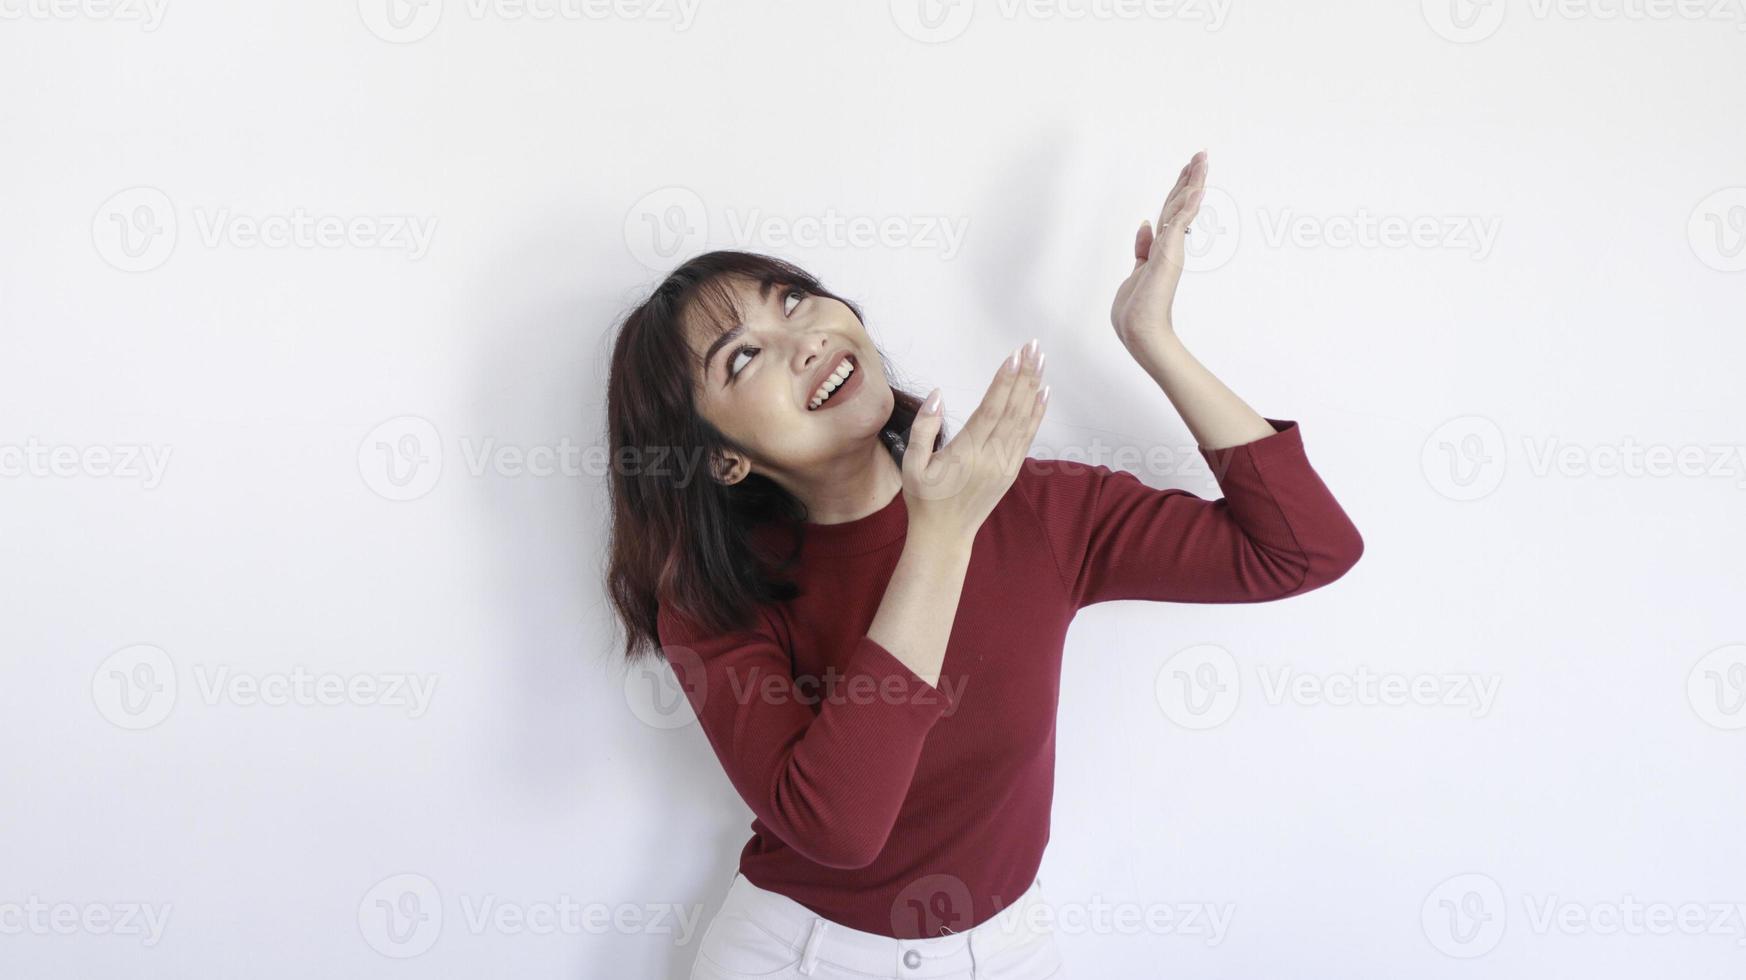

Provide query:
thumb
left=1134, top=219, right=1153, bottom=268
left=902, top=388, right=944, bottom=483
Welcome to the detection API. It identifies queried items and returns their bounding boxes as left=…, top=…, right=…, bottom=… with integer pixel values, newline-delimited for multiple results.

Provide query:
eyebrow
left=700, top=280, right=781, bottom=381
left=702, top=322, right=745, bottom=381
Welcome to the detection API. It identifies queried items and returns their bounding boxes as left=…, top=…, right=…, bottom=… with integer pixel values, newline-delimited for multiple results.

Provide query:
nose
left=792, top=332, right=830, bottom=375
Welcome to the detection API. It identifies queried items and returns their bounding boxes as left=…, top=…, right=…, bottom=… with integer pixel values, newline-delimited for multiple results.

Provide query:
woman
left=605, top=151, right=1364, bottom=979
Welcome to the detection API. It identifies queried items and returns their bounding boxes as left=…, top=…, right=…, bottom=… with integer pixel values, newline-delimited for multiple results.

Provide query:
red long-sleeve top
left=657, top=417, right=1362, bottom=939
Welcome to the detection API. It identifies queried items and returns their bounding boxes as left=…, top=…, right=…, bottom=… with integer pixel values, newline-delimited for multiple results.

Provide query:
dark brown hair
left=604, top=250, right=944, bottom=664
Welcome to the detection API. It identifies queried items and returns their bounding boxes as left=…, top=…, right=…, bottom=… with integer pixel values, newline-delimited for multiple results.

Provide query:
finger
left=901, top=387, right=945, bottom=481
left=1160, top=187, right=1204, bottom=235
left=992, top=375, right=1046, bottom=477
left=1154, top=151, right=1204, bottom=228
left=957, top=345, right=1025, bottom=448
left=1133, top=219, right=1153, bottom=268
left=991, top=347, right=1044, bottom=468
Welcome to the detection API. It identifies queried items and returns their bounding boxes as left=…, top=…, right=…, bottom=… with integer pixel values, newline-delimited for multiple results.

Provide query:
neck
left=779, top=437, right=905, bottom=525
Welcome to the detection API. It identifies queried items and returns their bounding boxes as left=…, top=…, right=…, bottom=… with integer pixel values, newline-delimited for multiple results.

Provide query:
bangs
left=675, top=261, right=823, bottom=372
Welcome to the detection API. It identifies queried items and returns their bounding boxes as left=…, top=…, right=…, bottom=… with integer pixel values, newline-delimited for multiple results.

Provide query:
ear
left=710, top=449, right=749, bottom=486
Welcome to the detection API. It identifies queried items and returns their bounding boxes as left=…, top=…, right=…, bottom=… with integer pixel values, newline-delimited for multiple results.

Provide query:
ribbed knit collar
left=754, top=485, right=909, bottom=559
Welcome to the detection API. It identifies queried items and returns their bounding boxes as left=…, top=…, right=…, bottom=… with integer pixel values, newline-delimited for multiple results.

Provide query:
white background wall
left=2, top=0, right=1743, bottom=976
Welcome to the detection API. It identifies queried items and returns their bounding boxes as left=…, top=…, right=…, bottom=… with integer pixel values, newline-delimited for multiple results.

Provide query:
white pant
left=689, top=872, right=1066, bottom=979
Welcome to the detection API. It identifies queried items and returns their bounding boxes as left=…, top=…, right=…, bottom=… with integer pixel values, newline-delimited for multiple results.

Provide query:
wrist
left=902, top=519, right=976, bottom=563
left=1130, top=328, right=1187, bottom=378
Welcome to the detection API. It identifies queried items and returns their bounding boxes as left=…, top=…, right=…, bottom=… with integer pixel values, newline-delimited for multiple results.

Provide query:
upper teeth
left=809, top=358, right=854, bottom=409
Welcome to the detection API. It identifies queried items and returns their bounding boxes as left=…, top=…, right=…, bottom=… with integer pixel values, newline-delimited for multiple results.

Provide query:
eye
left=728, top=344, right=757, bottom=379
left=783, top=288, right=805, bottom=315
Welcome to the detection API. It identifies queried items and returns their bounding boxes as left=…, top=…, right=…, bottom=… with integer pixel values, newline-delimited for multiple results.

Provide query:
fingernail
left=1035, top=351, right=1046, bottom=375
left=1038, top=384, right=1051, bottom=405
left=1007, top=349, right=1021, bottom=373
left=922, top=389, right=941, bottom=414
left=1025, top=338, right=1040, bottom=363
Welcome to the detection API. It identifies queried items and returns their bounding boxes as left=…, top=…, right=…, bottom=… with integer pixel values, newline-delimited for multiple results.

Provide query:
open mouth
left=806, top=353, right=863, bottom=411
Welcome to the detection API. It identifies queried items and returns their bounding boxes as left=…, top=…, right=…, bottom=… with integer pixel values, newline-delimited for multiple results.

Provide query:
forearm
left=1133, top=331, right=1275, bottom=452
left=865, top=523, right=974, bottom=689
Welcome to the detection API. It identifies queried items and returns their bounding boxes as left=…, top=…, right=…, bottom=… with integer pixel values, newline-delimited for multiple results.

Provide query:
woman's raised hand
left=1110, top=149, right=1207, bottom=362
left=900, top=339, right=1049, bottom=546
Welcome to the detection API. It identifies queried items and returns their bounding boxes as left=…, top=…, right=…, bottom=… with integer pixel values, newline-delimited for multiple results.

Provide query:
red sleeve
left=655, top=603, right=954, bottom=869
left=1015, top=417, right=1363, bottom=608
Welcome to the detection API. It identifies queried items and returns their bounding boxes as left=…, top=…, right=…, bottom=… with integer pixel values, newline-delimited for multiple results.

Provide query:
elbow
left=1331, top=522, right=1365, bottom=577
left=1307, top=522, right=1364, bottom=589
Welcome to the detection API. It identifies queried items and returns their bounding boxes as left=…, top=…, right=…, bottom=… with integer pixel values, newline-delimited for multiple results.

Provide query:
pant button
left=903, top=948, right=921, bottom=969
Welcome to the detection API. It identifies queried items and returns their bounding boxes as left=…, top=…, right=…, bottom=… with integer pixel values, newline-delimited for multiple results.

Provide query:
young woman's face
left=685, top=275, right=894, bottom=485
